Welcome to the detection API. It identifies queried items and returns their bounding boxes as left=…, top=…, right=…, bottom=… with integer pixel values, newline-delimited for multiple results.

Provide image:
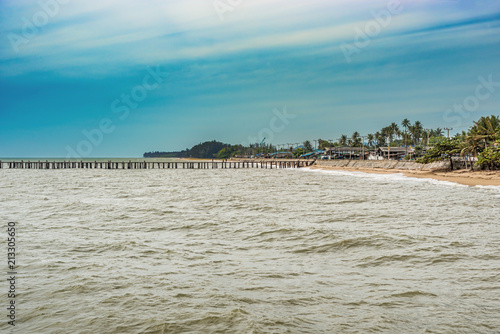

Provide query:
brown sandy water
left=0, top=167, right=499, bottom=333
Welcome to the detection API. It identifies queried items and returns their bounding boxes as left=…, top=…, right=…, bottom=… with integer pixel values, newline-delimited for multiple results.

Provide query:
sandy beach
left=309, top=165, right=500, bottom=187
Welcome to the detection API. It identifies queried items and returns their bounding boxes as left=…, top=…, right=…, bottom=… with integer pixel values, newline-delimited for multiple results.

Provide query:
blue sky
left=1, top=0, right=500, bottom=157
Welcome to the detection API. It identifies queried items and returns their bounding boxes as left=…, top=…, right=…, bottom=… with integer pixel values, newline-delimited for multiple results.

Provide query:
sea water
left=0, top=167, right=499, bottom=333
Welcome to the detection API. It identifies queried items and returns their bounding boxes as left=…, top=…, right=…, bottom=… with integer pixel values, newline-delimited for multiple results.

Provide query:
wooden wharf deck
left=0, top=160, right=314, bottom=170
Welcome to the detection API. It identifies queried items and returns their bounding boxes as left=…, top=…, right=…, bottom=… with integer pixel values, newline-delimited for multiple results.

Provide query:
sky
left=1, top=0, right=500, bottom=157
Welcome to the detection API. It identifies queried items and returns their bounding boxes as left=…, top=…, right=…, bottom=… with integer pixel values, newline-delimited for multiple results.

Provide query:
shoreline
left=309, top=165, right=500, bottom=187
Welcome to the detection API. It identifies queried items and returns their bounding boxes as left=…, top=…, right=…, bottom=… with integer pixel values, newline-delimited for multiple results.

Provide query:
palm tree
left=402, top=119, right=410, bottom=130
left=411, top=121, right=423, bottom=145
left=381, top=126, right=389, bottom=143
left=460, top=133, right=480, bottom=170
left=469, top=115, right=500, bottom=149
left=339, top=135, right=347, bottom=146
left=397, top=130, right=403, bottom=143
left=402, top=118, right=411, bottom=156
left=381, top=126, right=395, bottom=146
left=367, top=133, right=374, bottom=148
left=389, top=122, right=400, bottom=143
left=351, top=131, right=361, bottom=147
left=374, top=132, right=381, bottom=149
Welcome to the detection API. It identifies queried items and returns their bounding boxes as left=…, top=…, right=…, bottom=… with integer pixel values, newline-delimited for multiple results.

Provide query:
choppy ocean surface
left=1, top=167, right=499, bottom=333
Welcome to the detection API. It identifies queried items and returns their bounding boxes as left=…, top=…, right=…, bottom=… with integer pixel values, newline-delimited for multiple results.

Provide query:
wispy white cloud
left=2, top=0, right=498, bottom=76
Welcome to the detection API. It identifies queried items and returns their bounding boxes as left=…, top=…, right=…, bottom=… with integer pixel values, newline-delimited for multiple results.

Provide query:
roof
left=378, top=147, right=410, bottom=153
left=325, top=147, right=365, bottom=152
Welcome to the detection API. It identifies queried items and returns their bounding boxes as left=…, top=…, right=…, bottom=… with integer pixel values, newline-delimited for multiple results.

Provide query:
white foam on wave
left=298, top=167, right=470, bottom=188
left=475, top=184, right=500, bottom=193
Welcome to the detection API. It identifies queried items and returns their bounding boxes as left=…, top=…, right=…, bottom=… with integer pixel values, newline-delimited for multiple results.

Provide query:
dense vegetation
left=143, top=151, right=185, bottom=158
left=320, top=119, right=446, bottom=150
left=419, top=115, right=500, bottom=170
left=144, top=140, right=230, bottom=159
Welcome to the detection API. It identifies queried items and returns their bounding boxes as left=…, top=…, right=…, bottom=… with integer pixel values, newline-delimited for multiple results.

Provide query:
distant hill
left=144, top=140, right=230, bottom=159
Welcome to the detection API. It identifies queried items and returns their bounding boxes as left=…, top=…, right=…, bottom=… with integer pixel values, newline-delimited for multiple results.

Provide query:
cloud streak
left=2, top=0, right=497, bottom=74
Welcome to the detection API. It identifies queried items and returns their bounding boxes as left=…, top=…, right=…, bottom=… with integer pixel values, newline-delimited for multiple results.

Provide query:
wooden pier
left=0, top=160, right=314, bottom=170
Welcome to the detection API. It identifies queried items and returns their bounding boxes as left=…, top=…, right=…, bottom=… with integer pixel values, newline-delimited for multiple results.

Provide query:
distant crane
left=260, top=137, right=266, bottom=154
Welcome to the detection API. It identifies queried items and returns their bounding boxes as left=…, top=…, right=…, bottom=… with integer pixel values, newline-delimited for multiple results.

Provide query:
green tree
left=367, top=133, right=374, bottom=148
left=429, top=136, right=447, bottom=146
left=390, top=122, right=400, bottom=142
left=351, top=131, right=361, bottom=146
left=318, top=139, right=331, bottom=149
left=303, top=140, right=313, bottom=152
left=418, top=138, right=460, bottom=169
left=216, top=147, right=233, bottom=159
left=338, top=135, right=347, bottom=146
left=410, top=121, right=423, bottom=145
left=468, top=115, right=500, bottom=149
left=477, top=147, right=500, bottom=170
left=375, top=131, right=386, bottom=148
left=293, top=147, right=305, bottom=158
left=432, top=128, right=444, bottom=137
left=402, top=118, right=411, bottom=156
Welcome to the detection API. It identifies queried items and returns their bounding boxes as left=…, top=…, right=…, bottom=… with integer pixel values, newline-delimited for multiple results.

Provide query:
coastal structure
left=323, top=147, right=368, bottom=160
left=375, top=147, right=412, bottom=160
left=321, top=146, right=415, bottom=160
left=0, top=160, right=314, bottom=170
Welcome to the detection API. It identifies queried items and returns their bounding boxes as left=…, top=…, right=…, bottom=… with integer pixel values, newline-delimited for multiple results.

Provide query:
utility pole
left=425, top=129, right=431, bottom=147
left=337, top=138, right=343, bottom=160
left=444, top=128, right=453, bottom=139
left=328, top=139, right=333, bottom=159
left=404, top=130, right=407, bottom=158
left=387, top=136, right=390, bottom=160
left=361, top=136, right=366, bottom=160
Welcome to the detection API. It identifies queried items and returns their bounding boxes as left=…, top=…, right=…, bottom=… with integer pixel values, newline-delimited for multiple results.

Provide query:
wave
left=300, top=167, right=471, bottom=188
left=475, top=184, right=500, bottom=192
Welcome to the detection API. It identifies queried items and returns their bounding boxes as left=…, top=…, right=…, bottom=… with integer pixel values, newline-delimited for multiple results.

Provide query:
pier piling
left=1, top=159, right=311, bottom=170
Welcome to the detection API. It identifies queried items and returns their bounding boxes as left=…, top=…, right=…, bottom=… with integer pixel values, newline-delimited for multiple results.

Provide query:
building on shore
left=323, top=147, right=370, bottom=160
left=322, top=146, right=417, bottom=160
left=301, top=149, right=325, bottom=159
left=375, top=147, right=410, bottom=160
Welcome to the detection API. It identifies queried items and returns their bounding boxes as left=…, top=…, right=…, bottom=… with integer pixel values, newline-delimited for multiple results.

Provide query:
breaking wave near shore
left=1, top=168, right=499, bottom=333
